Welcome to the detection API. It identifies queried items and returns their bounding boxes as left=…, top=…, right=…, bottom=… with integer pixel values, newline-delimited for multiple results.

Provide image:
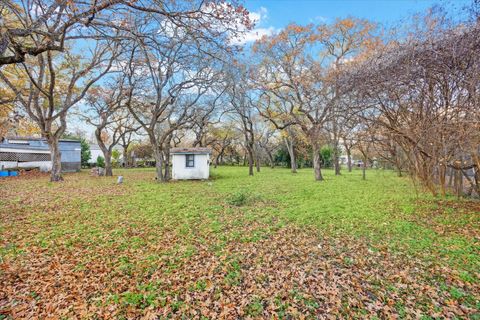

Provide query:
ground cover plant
left=0, top=167, right=479, bottom=319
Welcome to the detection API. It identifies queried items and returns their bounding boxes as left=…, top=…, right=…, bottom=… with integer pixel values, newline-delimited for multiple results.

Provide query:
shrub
left=80, top=139, right=91, bottom=168
left=320, top=146, right=333, bottom=167
left=227, top=191, right=248, bottom=206
left=96, top=156, right=105, bottom=168
left=112, top=149, right=121, bottom=168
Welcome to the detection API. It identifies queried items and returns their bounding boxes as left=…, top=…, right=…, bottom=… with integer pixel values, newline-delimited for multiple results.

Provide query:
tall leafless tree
left=343, top=11, right=480, bottom=196
left=0, top=39, right=119, bottom=181
left=83, top=79, right=138, bottom=176
left=226, top=66, right=256, bottom=176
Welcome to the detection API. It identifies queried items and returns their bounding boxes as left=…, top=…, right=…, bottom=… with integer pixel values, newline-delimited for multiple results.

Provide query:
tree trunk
left=334, top=157, right=341, bottom=175
left=48, top=138, right=63, bottom=182
left=458, top=156, right=464, bottom=197
left=104, top=150, right=113, bottom=176
left=474, top=168, right=480, bottom=196
left=396, top=167, right=402, bottom=177
left=122, top=147, right=129, bottom=168
left=362, top=157, right=366, bottom=180
left=394, top=146, right=402, bottom=177
left=333, top=127, right=341, bottom=176
left=284, top=137, right=297, bottom=173
left=163, top=147, right=171, bottom=181
left=454, top=168, right=461, bottom=197
left=255, top=154, right=260, bottom=172
left=448, top=167, right=454, bottom=188
left=266, top=150, right=275, bottom=169
left=290, top=151, right=297, bottom=173
left=346, top=147, right=352, bottom=172
left=247, top=147, right=254, bottom=176
left=439, top=164, right=446, bottom=197
left=132, top=156, right=137, bottom=168
left=312, top=143, right=324, bottom=181
left=152, top=142, right=165, bottom=182
left=453, top=165, right=464, bottom=199
left=214, top=148, right=225, bottom=168
left=95, top=127, right=113, bottom=176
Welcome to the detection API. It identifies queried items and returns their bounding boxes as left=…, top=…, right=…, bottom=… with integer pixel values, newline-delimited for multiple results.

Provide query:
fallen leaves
left=0, top=169, right=478, bottom=318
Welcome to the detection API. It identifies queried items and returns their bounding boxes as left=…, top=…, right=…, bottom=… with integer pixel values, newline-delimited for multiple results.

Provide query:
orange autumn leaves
left=0, top=65, right=39, bottom=137
left=253, top=18, right=379, bottom=66
left=252, top=23, right=316, bottom=53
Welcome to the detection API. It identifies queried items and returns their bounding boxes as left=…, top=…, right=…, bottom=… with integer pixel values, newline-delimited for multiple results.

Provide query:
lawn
left=0, top=166, right=479, bottom=319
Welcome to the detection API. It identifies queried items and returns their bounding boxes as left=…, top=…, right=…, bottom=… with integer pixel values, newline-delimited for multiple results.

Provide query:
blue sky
left=71, top=0, right=472, bottom=137
left=237, top=0, right=471, bottom=43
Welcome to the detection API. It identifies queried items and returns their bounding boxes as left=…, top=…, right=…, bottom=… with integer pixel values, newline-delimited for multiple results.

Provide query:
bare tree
left=254, top=20, right=376, bottom=181
left=119, top=121, right=138, bottom=168
left=344, top=11, right=480, bottom=196
left=191, top=88, right=225, bottom=147
left=0, top=39, right=118, bottom=181
left=256, top=122, right=278, bottom=169
left=0, top=0, right=252, bottom=66
left=226, top=72, right=256, bottom=176
left=120, top=1, right=249, bottom=182
left=205, top=123, right=237, bottom=168
left=83, top=79, right=138, bottom=176
left=0, top=0, right=124, bottom=65
left=253, top=24, right=328, bottom=180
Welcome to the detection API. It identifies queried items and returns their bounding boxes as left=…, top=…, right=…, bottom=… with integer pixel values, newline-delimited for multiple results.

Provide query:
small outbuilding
left=0, top=136, right=81, bottom=172
left=171, top=147, right=211, bottom=180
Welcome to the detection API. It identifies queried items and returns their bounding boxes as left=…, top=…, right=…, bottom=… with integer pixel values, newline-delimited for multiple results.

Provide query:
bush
left=227, top=191, right=248, bottom=206
left=320, top=145, right=333, bottom=168
left=96, top=156, right=105, bottom=168
left=112, top=149, right=121, bottom=168
left=80, top=139, right=91, bottom=168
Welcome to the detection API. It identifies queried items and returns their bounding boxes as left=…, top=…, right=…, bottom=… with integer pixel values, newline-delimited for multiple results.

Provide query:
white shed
left=171, top=148, right=211, bottom=180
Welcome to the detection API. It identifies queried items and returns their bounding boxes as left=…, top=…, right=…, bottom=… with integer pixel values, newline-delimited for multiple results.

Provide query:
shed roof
left=4, top=136, right=80, bottom=143
left=170, top=147, right=212, bottom=155
left=0, top=144, right=49, bottom=152
left=4, top=136, right=43, bottom=141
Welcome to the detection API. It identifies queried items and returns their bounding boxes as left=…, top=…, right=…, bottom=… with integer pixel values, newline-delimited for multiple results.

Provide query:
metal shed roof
left=4, top=136, right=81, bottom=143
left=170, top=147, right=212, bottom=155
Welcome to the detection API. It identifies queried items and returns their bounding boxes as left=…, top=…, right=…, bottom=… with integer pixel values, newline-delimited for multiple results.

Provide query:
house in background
left=88, top=144, right=124, bottom=166
left=89, top=144, right=104, bottom=165
left=0, top=136, right=81, bottom=172
left=171, top=147, right=211, bottom=180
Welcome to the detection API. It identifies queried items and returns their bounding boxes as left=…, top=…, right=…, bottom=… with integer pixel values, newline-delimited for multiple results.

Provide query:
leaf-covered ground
left=0, top=167, right=478, bottom=319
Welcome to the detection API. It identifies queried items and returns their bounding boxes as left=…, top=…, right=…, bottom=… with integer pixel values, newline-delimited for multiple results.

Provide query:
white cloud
left=230, top=26, right=279, bottom=45
left=230, top=7, right=280, bottom=45
left=311, top=15, right=329, bottom=23
left=249, top=7, right=268, bottom=24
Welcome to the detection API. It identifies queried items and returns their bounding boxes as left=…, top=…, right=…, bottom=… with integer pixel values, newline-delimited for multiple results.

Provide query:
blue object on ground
left=0, top=171, right=9, bottom=177
left=9, top=171, right=18, bottom=177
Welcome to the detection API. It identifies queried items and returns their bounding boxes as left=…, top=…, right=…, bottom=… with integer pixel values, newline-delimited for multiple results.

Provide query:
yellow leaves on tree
left=0, top=52, right=81, bottom=138
left=100, top=130, right=111, bottom=144
left=0, top=64, right=40, bottom=138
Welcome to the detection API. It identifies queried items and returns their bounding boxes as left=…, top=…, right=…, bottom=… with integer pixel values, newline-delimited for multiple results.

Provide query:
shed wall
left=0, top=140, right=80, bottom=172
left=59, top=141, right=81, bottom=172
left=172, top=154, right=210, bottom=180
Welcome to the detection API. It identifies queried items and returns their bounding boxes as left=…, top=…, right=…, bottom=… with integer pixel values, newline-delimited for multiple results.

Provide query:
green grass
left=0, top=166, right=478, bottom=318
left=201, top=167, right=477, bottom=273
